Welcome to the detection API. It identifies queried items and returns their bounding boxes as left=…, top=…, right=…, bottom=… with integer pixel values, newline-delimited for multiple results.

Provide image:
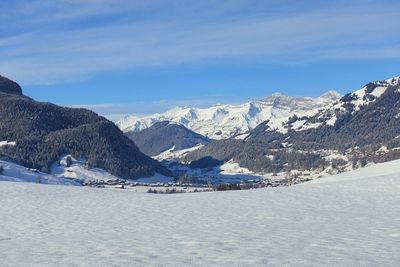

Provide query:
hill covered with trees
left=0, top=75, right=169, bottom=179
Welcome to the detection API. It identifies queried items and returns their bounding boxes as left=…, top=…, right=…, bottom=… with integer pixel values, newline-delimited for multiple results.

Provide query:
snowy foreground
left=1, top=161, right=400, bottom=266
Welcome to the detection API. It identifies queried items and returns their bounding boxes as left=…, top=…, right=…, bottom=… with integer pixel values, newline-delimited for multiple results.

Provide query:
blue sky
left=1, top=0, right=399, bottom=120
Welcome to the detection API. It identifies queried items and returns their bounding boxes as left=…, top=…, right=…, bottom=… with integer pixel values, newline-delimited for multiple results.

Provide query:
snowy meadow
left=1, top=161, right=399, bottom=266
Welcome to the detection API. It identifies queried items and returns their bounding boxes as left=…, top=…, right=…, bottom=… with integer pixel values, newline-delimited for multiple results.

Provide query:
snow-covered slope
left=50, top=155, right=120, bottom=182
left=0, top=156, right=174, bottom=185
left=0, top=160, right=79, bottom=185
left=117, top=91, right=341, bottom=139
left=286, top=76, right=400, bottom=131
left=0, top=141, right=16, bottom=147
left=0, top=160, right=399, bottom=266
left=310, top=159, right=400, bottom=184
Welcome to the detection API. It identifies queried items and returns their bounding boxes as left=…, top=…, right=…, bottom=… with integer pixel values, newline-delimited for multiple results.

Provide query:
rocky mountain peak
left=0, top=75, right=23, bottom=96
left=320, top=90, right=341, bottom=101
left=387, top=76, right=400, bottom=86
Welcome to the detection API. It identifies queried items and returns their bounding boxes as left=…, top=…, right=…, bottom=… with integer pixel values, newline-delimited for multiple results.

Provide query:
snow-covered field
left=0, top=160, right=399, bottom=266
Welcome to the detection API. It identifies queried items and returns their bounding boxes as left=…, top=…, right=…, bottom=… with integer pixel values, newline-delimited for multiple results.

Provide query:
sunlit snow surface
left=0, top=141, right=16, bottom=147
left=0, top=160, right=79, bottom=185
left=1, top=161, right=400, bottom=266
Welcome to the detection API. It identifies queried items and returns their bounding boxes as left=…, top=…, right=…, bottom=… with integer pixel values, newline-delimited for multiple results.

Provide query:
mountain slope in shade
left=126, top=121, right=210, bottom=157
left=117, top=91, right=341, bottom=139
left=0, top=75, right=169, bottom=180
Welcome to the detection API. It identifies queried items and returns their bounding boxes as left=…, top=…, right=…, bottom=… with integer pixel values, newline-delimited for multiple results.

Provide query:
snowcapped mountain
left=284, top=76, right=400, bottom=131
left=117, top=91, right=341, bottom=139
left=184, top=76, right=400, bottom=175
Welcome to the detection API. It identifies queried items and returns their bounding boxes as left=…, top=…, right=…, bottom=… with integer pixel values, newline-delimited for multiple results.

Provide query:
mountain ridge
left=183, top=76, right=400, bottom=175
left=117, top=90, right=342, bottom=140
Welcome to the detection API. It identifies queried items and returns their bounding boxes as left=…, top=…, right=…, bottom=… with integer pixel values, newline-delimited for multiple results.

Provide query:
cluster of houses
left=82, top=178, right=210, bottom=189
left=82, top=173, right=315, bottom=191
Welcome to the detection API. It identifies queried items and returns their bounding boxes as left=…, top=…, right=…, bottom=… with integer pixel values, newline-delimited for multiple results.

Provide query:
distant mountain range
left=0, top=75, right=169, bottom=180
left=116, top=76, right=400, bottom=182
left=184, top=76, right=400, bottom=174
left=117, top=91, right=341, bottom=140
left=2, top=73, right=400, bottom=184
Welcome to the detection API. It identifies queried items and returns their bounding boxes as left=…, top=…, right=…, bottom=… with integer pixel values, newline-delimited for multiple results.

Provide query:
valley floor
left=1, top=161, right=400, bottom=266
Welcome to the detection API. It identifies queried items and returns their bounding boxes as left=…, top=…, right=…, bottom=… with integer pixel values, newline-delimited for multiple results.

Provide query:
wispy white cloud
left=0, top=1, right=399, bottom=85
left=66, top=98, right=224, bottom=121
